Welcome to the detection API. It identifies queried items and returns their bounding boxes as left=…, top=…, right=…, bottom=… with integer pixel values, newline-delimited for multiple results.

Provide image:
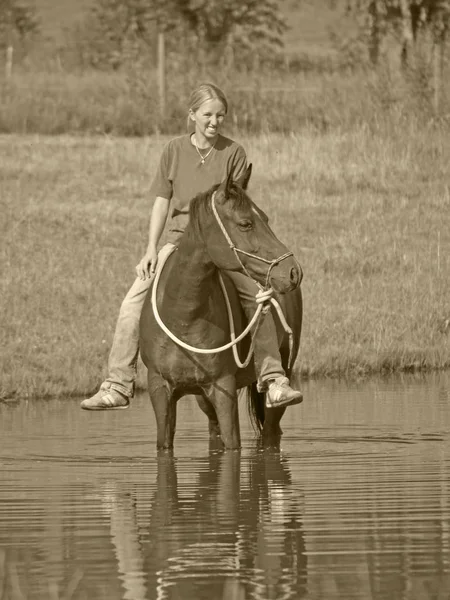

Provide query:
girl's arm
left=135, top=196, right=170, bottom=280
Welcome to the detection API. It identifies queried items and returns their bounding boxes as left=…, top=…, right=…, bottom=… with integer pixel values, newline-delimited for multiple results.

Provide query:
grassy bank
left=1, top=128, right=449, bottom=399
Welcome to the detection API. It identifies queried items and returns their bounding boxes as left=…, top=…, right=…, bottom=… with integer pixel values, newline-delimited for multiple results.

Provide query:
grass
left=1, top=67, right=448, bottom=136
left=1, top=125, right=449, bottom=400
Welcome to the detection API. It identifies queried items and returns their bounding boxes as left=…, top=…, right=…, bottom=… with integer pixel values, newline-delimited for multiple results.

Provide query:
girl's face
left=190, top=98, right=227, bottom=142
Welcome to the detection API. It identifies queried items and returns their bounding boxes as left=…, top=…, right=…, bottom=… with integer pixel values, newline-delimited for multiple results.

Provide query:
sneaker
left=265, top=377, right=303, bottom=409
left=81, top=388, right=130, bottom=411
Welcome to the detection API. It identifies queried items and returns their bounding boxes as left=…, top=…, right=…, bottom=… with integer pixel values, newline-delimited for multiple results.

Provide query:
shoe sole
left=81, top=400, right=130, bottom=411
left=265, top=394, right=303, bottom=409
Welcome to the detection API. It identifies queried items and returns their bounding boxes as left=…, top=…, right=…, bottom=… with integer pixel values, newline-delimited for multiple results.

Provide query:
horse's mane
left=187, top=183, right=252, bottom=240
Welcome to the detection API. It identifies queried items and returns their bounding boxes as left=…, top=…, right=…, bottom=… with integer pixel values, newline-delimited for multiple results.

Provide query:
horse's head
left=189, top=165, right=302, bottom=293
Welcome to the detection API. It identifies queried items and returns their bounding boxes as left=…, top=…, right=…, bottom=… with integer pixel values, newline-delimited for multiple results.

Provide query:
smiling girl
left=81, top=83, right=303, bottom=411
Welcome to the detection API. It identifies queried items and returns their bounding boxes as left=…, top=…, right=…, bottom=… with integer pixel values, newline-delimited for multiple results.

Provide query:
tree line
left=0, top=0, right=448, bottom=71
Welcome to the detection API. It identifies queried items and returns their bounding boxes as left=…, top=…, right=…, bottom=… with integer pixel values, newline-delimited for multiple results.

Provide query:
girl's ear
left=189, top=109, right=196, bottom=122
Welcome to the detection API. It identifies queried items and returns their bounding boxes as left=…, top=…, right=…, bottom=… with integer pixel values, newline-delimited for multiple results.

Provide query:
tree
left=73, top=0, right=177, bottom=69
left=0, top=0, right=38, bottom=50
left=172, top=0, right=286, bottom=50
left=77, top=0, right=287, bottom=70
left=344, top=0, right=449, bottom=66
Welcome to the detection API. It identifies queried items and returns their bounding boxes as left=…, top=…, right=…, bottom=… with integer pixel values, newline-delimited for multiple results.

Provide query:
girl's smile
left=190, top=98, right=226, bottom=148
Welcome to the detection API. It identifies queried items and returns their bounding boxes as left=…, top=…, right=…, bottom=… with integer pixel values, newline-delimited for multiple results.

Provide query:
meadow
left=1, top=124, right=449, bottom=400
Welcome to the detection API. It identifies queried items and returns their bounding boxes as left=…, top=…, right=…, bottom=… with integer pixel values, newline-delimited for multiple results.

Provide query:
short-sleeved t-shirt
left=149, top=133, right=247, bottom=244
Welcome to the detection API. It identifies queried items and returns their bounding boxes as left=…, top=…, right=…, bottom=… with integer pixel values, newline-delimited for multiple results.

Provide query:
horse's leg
left=262, top=405, right=285, bottom=448
left=195, top=395, right=221, bottom=440
left=148, top=375, right=176, bottom=450
left=248, top=384, right=283, bottom=448
left=208, top=376, right=240, bottom=450
left=260, top=341, right=292, bottom=447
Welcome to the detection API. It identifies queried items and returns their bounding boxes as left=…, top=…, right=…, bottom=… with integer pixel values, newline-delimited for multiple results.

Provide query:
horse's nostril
left=290, top=266, right=302, bottom=286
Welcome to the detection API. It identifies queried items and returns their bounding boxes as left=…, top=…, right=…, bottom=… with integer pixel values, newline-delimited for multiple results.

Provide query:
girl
left=81, top=83, right=302, bottom=411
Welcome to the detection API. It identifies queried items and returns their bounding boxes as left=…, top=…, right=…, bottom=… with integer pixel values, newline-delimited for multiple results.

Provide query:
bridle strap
left=211, top=191, right=294, bottom=289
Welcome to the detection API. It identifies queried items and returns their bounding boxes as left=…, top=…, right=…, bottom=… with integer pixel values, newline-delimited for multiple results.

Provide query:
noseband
left=211, top=191, right=294, bottom=291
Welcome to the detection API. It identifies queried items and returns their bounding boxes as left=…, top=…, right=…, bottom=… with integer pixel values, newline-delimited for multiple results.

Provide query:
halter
left=150, top=192, right=296, bottom=370
left=210, top=191, right=294, bottom=291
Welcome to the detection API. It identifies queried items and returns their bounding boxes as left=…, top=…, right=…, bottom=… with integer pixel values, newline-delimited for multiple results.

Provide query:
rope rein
left=150, top=192, right=295, bottom=370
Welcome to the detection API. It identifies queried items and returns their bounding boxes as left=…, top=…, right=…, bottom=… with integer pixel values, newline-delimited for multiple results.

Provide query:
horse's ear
left=236, top=164, right=252, bottom=190
left=215, top=169, right=234, bottom=204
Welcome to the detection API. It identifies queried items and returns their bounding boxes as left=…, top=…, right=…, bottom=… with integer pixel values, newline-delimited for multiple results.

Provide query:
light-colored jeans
left=102, top=244, right=285, bottom=398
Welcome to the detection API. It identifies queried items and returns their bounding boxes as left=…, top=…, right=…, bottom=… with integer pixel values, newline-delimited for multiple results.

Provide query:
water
left=1, top=373, right=450, bottom=600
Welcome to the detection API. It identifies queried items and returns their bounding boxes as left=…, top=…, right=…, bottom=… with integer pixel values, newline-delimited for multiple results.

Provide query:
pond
left=1, top=372, right=449, bottom=599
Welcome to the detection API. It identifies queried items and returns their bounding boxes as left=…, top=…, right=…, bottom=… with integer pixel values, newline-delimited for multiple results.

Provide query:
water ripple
left=1, top=373, right=450, bottom=599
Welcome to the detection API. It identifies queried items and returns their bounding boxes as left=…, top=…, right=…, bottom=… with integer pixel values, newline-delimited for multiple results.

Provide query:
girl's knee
left=120, top=288, right=148, bottom=316
left=119, top=297, right=140, bottom=321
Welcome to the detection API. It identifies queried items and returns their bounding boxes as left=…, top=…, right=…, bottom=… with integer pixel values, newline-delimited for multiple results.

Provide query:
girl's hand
left=136, top=247, right=158, bottom=280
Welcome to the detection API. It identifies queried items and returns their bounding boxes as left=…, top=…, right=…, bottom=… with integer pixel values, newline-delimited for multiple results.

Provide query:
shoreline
left=2, top=367, right=448, bottom=403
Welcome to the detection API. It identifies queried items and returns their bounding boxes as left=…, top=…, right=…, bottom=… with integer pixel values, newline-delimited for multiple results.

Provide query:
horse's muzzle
left=270, top=260, right=302, bottom=293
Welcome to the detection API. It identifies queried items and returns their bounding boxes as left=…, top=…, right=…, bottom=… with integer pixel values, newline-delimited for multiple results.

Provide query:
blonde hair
left=187, top=82, right=228, bottom=130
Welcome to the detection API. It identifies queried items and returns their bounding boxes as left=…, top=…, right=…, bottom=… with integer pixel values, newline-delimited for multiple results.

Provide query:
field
left=1, top=127, right=449, bottom=400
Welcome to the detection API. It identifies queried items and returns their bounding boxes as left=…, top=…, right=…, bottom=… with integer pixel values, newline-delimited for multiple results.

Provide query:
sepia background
left=1, top=3, right=450, bottom=600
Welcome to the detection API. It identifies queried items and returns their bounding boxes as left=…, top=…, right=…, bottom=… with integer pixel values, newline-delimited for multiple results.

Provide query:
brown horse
left=139, top=166, right=303, bottom=450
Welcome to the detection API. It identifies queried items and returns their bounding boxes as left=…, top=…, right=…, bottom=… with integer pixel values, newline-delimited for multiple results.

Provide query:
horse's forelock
left=229, top=185, right=252, bottom=212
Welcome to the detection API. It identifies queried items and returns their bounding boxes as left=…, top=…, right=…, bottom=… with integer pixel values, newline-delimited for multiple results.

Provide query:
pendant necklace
left=194, top=136, right=216, bottom=165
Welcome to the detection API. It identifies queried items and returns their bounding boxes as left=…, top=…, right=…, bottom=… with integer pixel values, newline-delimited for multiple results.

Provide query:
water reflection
left=102, top=449, right=306, bottom=600
left=1, top=372, right=450, bottom=599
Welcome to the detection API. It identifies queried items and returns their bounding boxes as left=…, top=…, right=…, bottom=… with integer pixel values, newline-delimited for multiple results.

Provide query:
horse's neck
left=163, top=239, right=215, bottom=323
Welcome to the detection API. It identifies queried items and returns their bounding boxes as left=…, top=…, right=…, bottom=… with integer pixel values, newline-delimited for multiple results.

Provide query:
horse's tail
left=247, top=382, right=265, bottom=434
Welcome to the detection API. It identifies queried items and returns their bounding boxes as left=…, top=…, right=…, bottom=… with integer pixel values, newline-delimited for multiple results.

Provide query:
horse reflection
left=102, top=448, right=307, bottom=600
left=238, top=451, right=307, bottom=599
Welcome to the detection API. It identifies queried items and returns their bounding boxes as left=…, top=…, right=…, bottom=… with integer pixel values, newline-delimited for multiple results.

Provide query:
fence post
left=5, top=46, right=13, bottom=79
left=432, top=41, right=441, bottom=116
left=157, top=32, right=166, bottom=123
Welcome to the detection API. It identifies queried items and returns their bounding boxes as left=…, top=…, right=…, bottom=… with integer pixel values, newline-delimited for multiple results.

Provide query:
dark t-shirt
left=150, top=133, right=247, bottom=244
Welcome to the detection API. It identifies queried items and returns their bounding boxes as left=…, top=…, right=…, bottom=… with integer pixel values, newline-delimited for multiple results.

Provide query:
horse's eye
left=238, top=221, right=253, bottom=231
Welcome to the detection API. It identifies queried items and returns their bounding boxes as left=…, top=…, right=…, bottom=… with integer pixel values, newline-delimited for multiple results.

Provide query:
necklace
left=193, top=135, right=216, bottom=165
